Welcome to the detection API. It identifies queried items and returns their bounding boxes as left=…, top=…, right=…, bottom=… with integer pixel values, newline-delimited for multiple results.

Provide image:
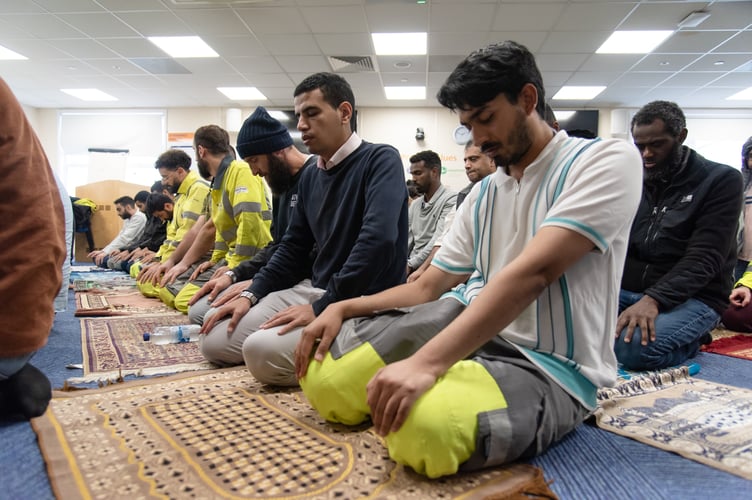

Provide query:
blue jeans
left=614, top=290, right=719, bottom=370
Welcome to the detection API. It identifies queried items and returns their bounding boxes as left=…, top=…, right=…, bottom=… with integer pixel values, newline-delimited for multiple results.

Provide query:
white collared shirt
left=317, top=132, right=363, bottom=170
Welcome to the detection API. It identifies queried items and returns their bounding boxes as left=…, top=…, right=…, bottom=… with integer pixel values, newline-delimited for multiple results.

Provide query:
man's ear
left=338, top=101, right=353, bottom=126
left=519, top=83, right=539, bottom=116
left=678, top=128, right=688, bottom=145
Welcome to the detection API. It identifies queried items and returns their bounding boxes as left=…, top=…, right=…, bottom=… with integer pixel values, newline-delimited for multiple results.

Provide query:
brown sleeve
left=0, top=78, right=66, bottom=357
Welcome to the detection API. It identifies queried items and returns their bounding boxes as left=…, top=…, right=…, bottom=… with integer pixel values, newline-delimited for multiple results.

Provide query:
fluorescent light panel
left=0, top=44, right=27, bottom=60
left=727, top=87, right=752, bottom=101
left=384, top=86, right=426, bottom=100
left=148, top=36, right=218, bottom=58
left=372, top=32, right=427, bottom=56
left=554, top=110, right=576, bottom=120
left=552, top=86, right=606, bottom=100
left=268, top=110, right=290, bottom=122
left=61, top=88, right=118, bottom=101
left=217, top=87, right=266, bottom=101
left=596, top=31, right=673, bottom=54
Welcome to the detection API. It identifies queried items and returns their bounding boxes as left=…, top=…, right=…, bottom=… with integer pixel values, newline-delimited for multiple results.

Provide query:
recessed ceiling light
left=372, top=33, right=427, bottom=56
left=61, top=88, right=118, bottom=101
left=596, top=31, right=673, bottom=54
left=0, top=44, right=27, bottom=60
left=552, top=86, right=606, bottom=100
left=554, top=110, right=576, bottom=121
left=268, top=110, right=290, bottom=122
left=394, top=61, right=412, bottom=69
left=384, top=86, right=426, bottom=100
left=727, top=87, right=752, bottom=101
left=148, top=36, right=218, bottom=58
left=713, top=60, right=725, bottom=66
left=659, top=61, right=670, bottom=66
left=217, top=87, right=266, bottom=101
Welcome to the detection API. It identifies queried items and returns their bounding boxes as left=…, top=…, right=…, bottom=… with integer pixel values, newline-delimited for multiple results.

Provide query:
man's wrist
left=224, top=270, right=237, bottom=283
left=239, top=290, right=258, bottom=306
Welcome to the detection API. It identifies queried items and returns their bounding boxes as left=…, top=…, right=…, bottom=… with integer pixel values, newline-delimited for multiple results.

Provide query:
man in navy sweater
left=200, top=73, right=409, bottom=386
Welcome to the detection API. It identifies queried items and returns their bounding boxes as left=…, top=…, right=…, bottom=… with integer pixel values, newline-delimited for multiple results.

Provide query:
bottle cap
left=143, top=332, right=151, bottom=341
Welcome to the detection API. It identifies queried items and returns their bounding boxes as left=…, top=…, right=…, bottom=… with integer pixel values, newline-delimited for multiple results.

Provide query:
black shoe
left=699, top=332, right=713, bottom=346
left=0, top=363, right=51, bottom=421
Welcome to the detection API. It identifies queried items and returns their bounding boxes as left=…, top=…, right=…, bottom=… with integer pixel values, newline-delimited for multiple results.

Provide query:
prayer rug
left=75, top=289, right=181, bottom=317
left=701, top=328, right=752, bottom=361
left=33, top=368, right=558, bottom=500
left=69, top=315, right=215, bottom=384
left=595, top=366, right=752, bottom=480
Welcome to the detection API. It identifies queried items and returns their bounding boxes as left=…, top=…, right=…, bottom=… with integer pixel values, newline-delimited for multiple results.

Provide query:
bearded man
left=616, top=100, right=743, bottom=370
left=188, top=106, right=315, bottom=324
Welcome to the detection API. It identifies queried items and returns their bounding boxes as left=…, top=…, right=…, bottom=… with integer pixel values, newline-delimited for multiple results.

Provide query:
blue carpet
left=2, top=281, right=752, bottom=499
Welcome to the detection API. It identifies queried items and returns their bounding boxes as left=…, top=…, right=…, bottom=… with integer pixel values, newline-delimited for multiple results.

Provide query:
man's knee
left=159, top=286, right=177, bottom=308
left=242, top=329, right=299, bottom=387
left=386, top=360, right=505, bottom=478
left=188, top=296, right=211, bottom=325
left=174, top=284, right=199, bottom=313
left=300, top=343, right=385, bottom=426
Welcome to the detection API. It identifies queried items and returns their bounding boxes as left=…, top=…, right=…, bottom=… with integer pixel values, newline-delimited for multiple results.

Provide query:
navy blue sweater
left=249, top=140, right=408, bottom=315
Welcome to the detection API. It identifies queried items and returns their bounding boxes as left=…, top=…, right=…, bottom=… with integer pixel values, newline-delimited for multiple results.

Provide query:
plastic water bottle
left=143, top=325, right=201, bottom=345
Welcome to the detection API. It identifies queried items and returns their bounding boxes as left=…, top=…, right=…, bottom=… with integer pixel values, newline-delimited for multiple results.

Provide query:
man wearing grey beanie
left=188, top=106, right=315, bottom=324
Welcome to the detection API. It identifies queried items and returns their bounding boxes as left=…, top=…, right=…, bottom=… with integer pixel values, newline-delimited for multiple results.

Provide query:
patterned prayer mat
left=701, top=328, right=752, bottom=361
left=70, top=315, right=215, bottom=384
left=595, top=366, right=752, bottom=480
left=33, top=368, right=558, bottom=500
left=75, top=289, right=182, bottom=317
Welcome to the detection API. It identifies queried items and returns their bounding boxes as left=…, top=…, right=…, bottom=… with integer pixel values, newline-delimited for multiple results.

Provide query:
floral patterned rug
left=34, top=368, right=557, bottom=499
left=596, top=366, right=752, bottom=480
left=68, top=314, right=215, bottom=384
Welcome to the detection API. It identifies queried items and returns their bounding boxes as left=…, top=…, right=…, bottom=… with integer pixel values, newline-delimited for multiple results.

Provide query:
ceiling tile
left=492, top=3, right=567, bottom=32
left=275, top=55, right=330, bottom=73
left=613, top=72, right=672, bottom=87
left=712, top=30, right=752, bottom=53
left=661, top=72, right=725, bottom=87
left=539, top=31, right=612, bottom=54
left=255, top=34, right=321, bottom=56
left=203, top=35, right=268, bottom=58
left=314, top=33, right=373, bottom=55
left=0, top=0, right=43, bottom=14
left=685, top=53, right=752, bottom=72
left=31, top=0, right=103, bottom=13
left=50, top=38, right=119, bottom=59
left=57, top=12, right=141, bottom=38
left=228, top=56, right=284, bottom=74
left=173, top=8, right=250, bottom=36
left=580, top=54, right=643, bottom=72
left=430, top=32, right=489, bottom=57
left=235, top=7, right=309, bottom=35
left=655, top=30, right=738, bottom=54
left=365, top=3, right=428, bottom=32
left=98, top=37, right=167, bottom=58
left=379, top=55, right=427, bottom=73
left=631, top=53, right=701, bottom=71
left=7, top=13, right=86, bottom=38
left=554, top=2, right=635, bottom=31
left=300, top=6, right=368, bottom=33
left=430, top=4, right=496, bottom=32
left=536, top=53, right=589, bottom=72
left=96, top=0, right=169, bottom=12
left=116, top=11, right=188, bottom=37
left=619, top=2, right=709, bottom=30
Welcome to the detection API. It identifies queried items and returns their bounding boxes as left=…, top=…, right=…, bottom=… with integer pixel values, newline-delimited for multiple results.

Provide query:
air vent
left=327, top=55, right=376, bottom=73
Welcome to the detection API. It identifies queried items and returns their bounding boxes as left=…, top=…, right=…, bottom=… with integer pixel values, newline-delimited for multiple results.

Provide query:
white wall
left=27, top=105, right=752, bottom=195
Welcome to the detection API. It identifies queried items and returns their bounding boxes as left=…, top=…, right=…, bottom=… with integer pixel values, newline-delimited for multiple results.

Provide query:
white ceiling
left=1, top=0, right=750, bottom=110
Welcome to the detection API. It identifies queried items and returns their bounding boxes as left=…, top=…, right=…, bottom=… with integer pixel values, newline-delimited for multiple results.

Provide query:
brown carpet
left=596, top=366, right=752, bottom=480
left=69, top=315, right=215, bottom=384
left=34, top=368, right=558, bottom=499
left=75, top=289, right=183, bottom=317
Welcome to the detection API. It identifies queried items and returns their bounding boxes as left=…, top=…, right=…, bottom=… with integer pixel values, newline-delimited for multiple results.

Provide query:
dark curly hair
left=631, top=101, right=686, bottom=138
left=437, top=41, right=545, bottom=119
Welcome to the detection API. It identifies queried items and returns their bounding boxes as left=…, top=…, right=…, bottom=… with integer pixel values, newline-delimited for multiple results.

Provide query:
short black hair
left=150, top=180, right=164, bottom=193
left=409, top=150, right=441, bottom=170
left=155, top=149, right=191, bottom=171
left=437, top=41, right=546, bottom=118
left=146, top=193, right=172, bottom=214
left=134, top=190, right=150, bottom=204
left=194, top=125, right=231, bottom=155
left=114, top=196, right=135, bottom=207
left=631, top=101, right=686, bottom=138
left=294, top=72, right=355, bottom=112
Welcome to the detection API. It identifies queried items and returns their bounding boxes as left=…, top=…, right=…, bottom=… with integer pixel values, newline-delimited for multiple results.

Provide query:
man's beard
left=197, top=158, right=211, bottom=181
left=266, top=154, right=294, bottom=195
left=167, top=181, right=179, bottom=195
left=644, top=142, right=682, bottom=185
left=118, top=212, right=130, bottom=220
left=489, top=109, right=532, bottom=168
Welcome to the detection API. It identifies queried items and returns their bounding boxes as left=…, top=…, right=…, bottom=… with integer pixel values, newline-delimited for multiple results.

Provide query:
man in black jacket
left=616, top=100, right=743, bottom=370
